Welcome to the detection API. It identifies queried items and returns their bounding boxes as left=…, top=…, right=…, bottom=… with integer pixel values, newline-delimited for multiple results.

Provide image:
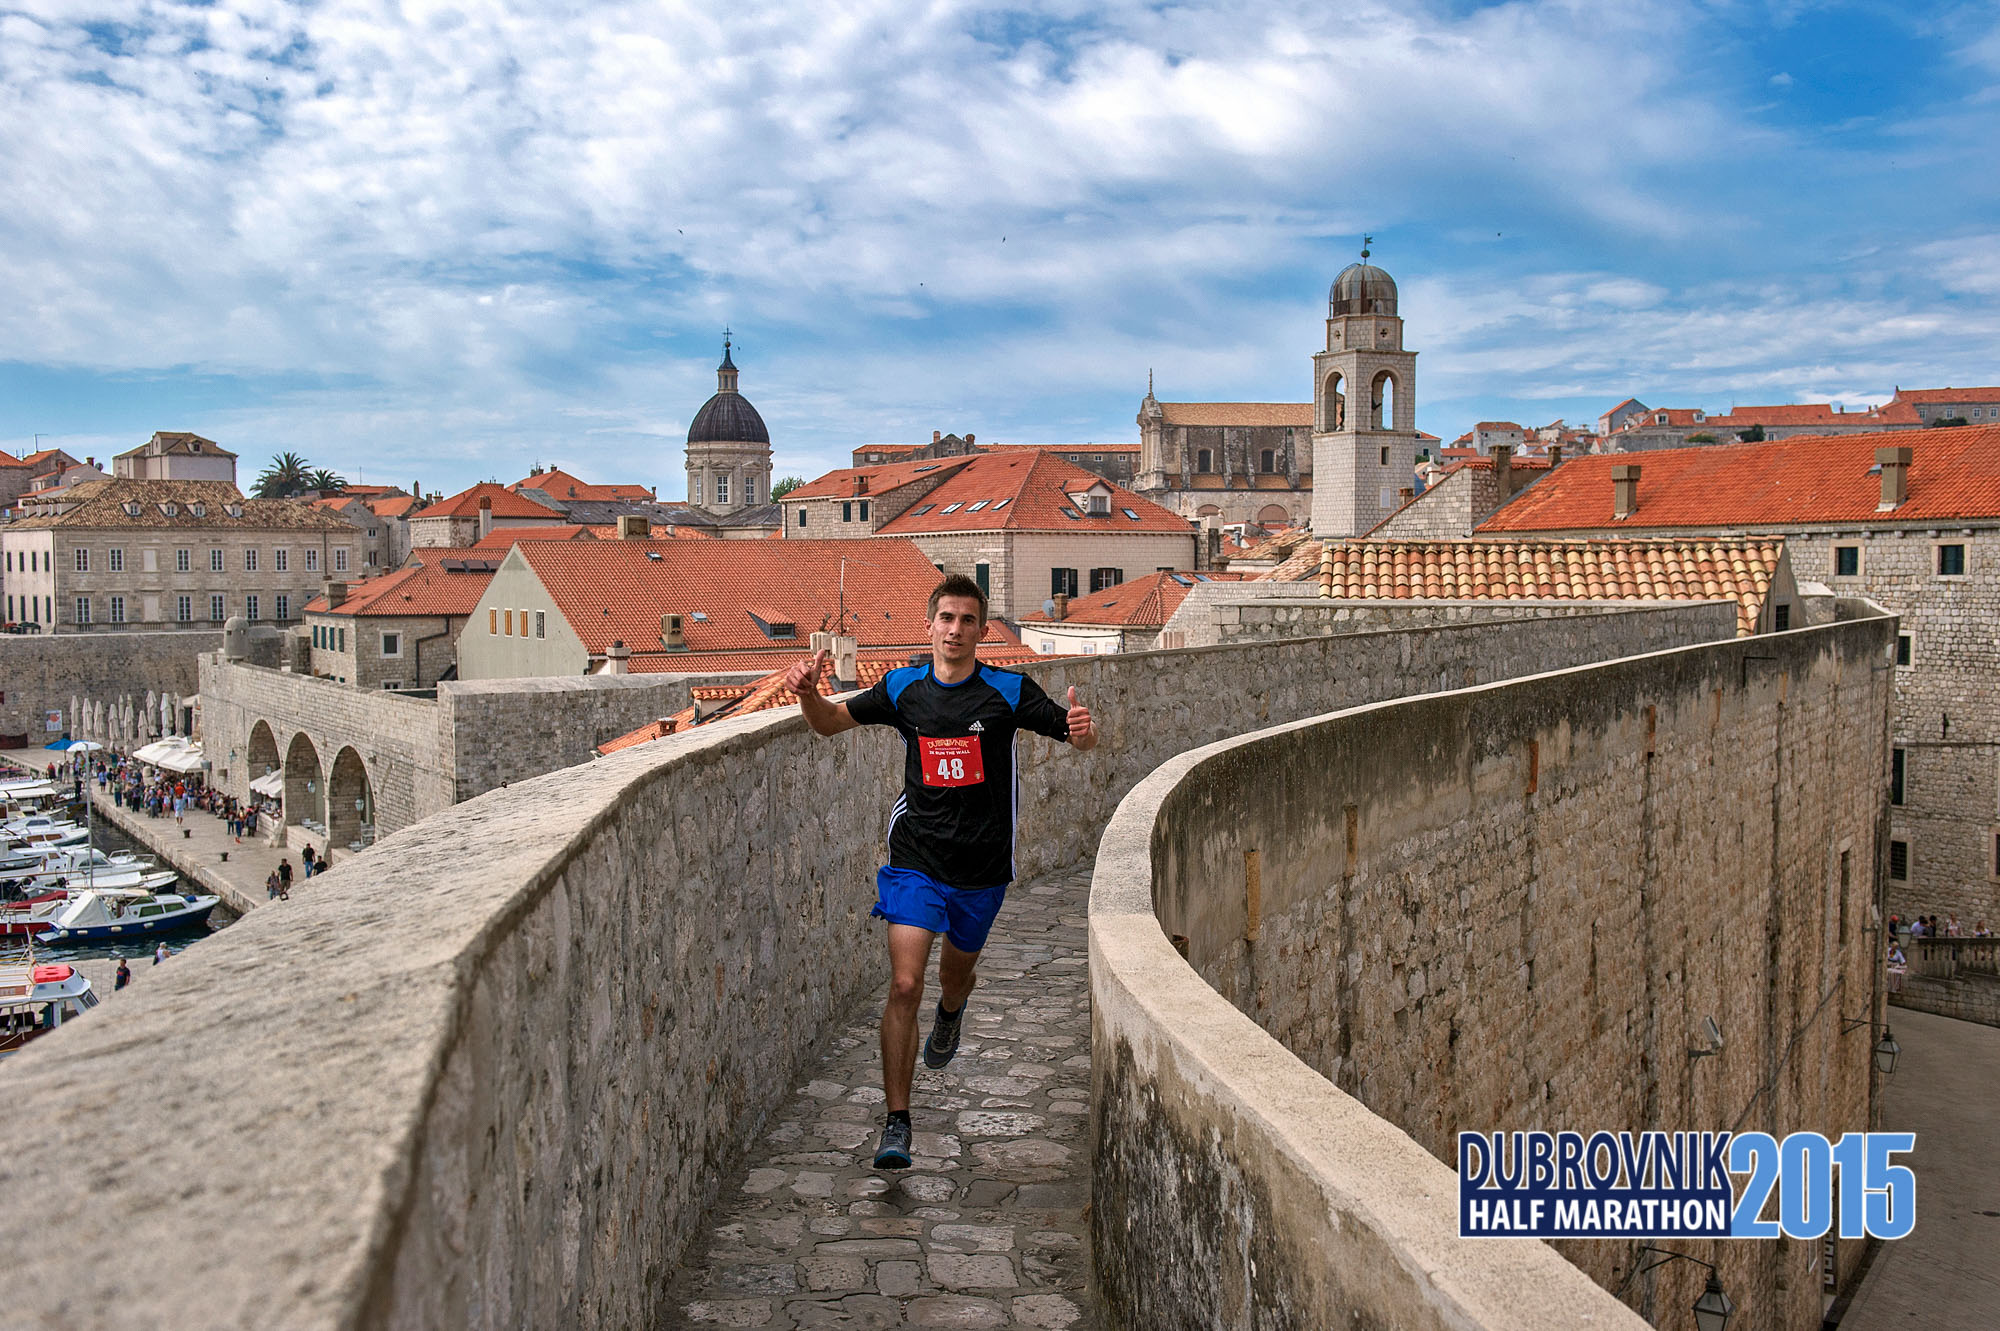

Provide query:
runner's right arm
left=788, top=650, right=860, bottom=735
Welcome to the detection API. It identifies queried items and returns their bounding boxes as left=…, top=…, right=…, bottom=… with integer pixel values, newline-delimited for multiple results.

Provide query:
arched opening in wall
left=1324, top=374, right=1346, bottom=431
left=1196, top=504, right=1223, bottom=518
left=247, top=721, right=279, bottom=790
left=327, top=746, right=375, bottom=853
left=283, top=732, right=324, bottom=834
left=1257, top=504, right=1290, bottom=527
left=1372, top=372, right=1397, bottom=430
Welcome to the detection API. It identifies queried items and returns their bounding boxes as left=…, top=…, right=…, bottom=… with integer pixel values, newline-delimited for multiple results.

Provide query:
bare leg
left=938, top=936, right=980, bottom=1013
left=881, top=924, right=935, bottom=1113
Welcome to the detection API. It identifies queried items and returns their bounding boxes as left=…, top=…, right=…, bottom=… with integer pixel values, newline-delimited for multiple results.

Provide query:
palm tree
left=252, top=452, right=312, bottom=499
left=308, top=468, right=347, bottom=494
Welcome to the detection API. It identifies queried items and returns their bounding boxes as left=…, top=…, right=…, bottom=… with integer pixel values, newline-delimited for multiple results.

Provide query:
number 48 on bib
left=919, top=735, right=985, bottom=787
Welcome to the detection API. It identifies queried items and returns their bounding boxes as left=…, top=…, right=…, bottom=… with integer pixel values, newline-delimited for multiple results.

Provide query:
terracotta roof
left=874, top=452, right=1191, bottom=535
left=599, top=649, right=1052, bottom=752
left=1604, top=398, right=1644, bottom=415
left=0, top=448, right=23, bottom=467
left=1157, top=402, right=1315, bottom=428
left=851, top=443, right=927, bottom=456
left=1312, top=538, right=1782, bottom=635
left=1475, top=421, right=1524, bottom=432
left=1229, top=526, right=1315, bottom=563
left=1479, top=425, right=2000, bottom=532
left=1891, top=387, right=2000, bottom=404
left=18, top=450, right=67, bottom=468
left=338, top=484, right=406, bottom=498
left=302, top=559, right=496, bottom=618
left=415, top=482, right=566, bottom=521
left=115, top=431, right=237, bottom=459
left=1696, top=404, right=1858, bottom=428
left=579, top=523, right=714, bottom=540
left=367, top=495, right=423, bottom=518
left=786, top=457, right=974, bottom=501
left=990, top=442, right=1142, bottom=453
left=470, top=524, right=597, bottom=549
left=513, top=537, right=1006, bottom=660
left=3, top=479, right=357, bottom=531
left=508, top=468, right=654, bottom=501
left=1020, top=570, right=1246, bottom=627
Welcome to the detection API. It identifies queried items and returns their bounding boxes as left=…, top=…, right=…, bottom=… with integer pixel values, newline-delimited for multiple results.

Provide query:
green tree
left=308, top=468, right=347, bottom=493
left=1736, top=425, right=1766, bottom=443
left=1929, top=416, right=1969, bottom=429
left=1686, top=432, right=1717, bottom=443
left=252, top=452, right=313, bottom=499
left=770, top=475, right=805, bottom=500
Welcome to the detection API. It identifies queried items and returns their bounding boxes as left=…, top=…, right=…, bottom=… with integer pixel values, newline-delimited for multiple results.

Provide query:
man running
left=786, top=574, right=1096, bottom=1169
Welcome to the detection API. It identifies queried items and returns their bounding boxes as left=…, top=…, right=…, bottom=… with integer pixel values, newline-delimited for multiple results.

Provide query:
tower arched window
left=1372, top=371, right=1398, bottom=430
left=1324, top=374, right=1346, bottom=431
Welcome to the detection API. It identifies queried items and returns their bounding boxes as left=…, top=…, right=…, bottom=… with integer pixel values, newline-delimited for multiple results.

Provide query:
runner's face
left=929, top=597, right=984, bottom=662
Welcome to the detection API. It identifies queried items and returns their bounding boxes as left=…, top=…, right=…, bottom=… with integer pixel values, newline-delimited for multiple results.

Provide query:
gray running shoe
left=874, top=1117, right=913, bottom=1170
left=923, top=1004, right=964, bottom=1069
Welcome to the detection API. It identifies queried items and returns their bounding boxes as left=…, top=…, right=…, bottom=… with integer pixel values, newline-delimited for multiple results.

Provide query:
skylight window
left=912, top=504, right=936, bottom=515
left=941, top=502, right=963, bottom=513
left=691, top=611, right=709, bottom=621
left=991, top=497, right=1010, bottom=509
left=1061, top=507, right=1081, bottom=520
left=966, top=500, right=990, bottom=511
left=1122, top=508, right=1140, bottom=520
left=914, top=465, right=939, bottom=472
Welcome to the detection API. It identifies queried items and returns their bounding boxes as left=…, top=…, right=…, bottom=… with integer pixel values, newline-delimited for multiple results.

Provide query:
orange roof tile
left=874, top=452, right=1190, bottom=535
left=1891, top=386, right=2000, bottom=404
left=1019, top=570, right=1246, bottom=627
left=415, top=482, right=566, bottom=521
left=1475, top=421, right=1525, bottom=432
left=579, top=522, right=714, bottom=539
left=368, top=495, right=424, bottom=518
left=786, top=457, right=974, bottom=500
left=302, top=559, right=496, bottom=618
left=989, top=442, right=1142, bottom=453
left=508, top=468, right=655, bottom=501
left=0, top=448, right=24, bottom=467
left=1311, top=538, right=1782, bottom=635
left=470, top=524, right=597, bottom=549
left=1157, top=402, right=1315, bottom=428
left=1479, top=425, right=2000, bottom=532
left=514, top=538, right=1012, bottom=660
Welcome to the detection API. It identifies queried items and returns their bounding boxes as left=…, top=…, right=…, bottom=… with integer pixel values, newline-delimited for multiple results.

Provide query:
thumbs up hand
left=1065, top=685, right=1097, bottom=750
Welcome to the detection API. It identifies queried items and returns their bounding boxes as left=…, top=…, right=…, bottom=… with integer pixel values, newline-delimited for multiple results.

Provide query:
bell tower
left=1311, top=242, right=1418, bottom=538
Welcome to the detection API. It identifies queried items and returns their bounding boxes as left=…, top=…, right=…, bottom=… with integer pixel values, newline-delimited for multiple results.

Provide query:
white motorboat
left=37, top=890, right=219, bottom=944
left=0, top=956, right=98, bottom=1054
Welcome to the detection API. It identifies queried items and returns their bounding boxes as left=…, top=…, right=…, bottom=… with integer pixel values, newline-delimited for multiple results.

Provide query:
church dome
left=688, top=392, right=769, bottom=445
left=1330, top=262, right=1397, bottom=317
left=687, top=341, right=770, bottom=444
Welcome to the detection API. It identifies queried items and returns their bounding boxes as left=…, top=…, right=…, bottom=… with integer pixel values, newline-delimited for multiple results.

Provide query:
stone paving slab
left=664, top=866, right=1098, bottom=1331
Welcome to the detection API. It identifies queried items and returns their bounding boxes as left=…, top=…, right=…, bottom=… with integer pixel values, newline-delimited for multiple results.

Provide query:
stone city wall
left=0, top=628, right=218, bottom=741
left=1089, top=614, right=1894, bottom=1331
left=2, top=603, right=1746, bottom=1330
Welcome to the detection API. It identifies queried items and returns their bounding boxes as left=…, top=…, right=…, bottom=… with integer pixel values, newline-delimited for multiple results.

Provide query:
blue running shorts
left=871, top=866, right=1008, bottom=954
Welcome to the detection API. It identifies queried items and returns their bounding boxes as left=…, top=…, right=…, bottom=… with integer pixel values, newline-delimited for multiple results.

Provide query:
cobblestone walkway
left=666, top=864, right=1098, bottom=1330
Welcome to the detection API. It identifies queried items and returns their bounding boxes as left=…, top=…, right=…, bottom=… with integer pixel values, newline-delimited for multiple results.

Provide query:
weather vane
left=1361, top=235, right=1373, bottom=261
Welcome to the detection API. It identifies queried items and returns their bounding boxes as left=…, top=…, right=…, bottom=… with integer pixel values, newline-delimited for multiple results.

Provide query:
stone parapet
left=0, top=603, right=1748, bottom=1329
left=1090, top=612, right=1895, bottom=1331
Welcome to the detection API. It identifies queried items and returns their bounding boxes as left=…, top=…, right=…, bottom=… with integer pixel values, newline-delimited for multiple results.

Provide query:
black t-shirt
left=847, top=661, right=1070, bottom=888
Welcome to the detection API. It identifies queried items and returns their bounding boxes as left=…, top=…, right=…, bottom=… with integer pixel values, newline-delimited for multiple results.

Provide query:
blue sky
left=2, top=0, right=1996, bottom=498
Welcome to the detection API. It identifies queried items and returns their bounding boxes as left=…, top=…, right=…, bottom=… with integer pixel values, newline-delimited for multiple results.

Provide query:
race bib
left=919, top=735, right=985, bottom=788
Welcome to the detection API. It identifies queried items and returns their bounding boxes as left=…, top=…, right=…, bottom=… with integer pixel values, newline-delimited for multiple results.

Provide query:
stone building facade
left=111, top=431, right=238, bottom=482
left=1478, top=425, right=2000, bottom=925
left=1, top=479, right=358, bottom=633
left=685, top=338, right=774, bottom=516
left=1134, top=396, right=1313, bottom=530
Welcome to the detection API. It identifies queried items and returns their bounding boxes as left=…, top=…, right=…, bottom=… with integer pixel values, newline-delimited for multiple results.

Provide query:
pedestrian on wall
left=153, top=942, right=170, bottom=965
left=301, top=845, right=316, bottom=879
left=114, top=957, right=131, bottom=990
left=278, top=858, right=292, bottom=899
left=266, top=869, right=281, bottom=901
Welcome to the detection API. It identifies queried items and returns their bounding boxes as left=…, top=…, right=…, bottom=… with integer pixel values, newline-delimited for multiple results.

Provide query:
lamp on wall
left=1842, top=1016, right=1901, bottom=1074
left=1688, top=1015, right=1724, bottom=1062
left=1615, top=1247, right=1734, bottom=1331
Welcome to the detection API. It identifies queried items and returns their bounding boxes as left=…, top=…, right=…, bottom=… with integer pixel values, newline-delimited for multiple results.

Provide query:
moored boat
left=0, top=957, right=98, bottom=1054
left=36, top=889, right=219, bottom=944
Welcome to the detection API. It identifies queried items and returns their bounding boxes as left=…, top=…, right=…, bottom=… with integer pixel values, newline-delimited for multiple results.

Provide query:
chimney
left=617, top=514, right=647, bottom=539
left=477, top=495, right=493, bottom=539
left=1398, top=486, right=1414, bottom=503
left=964, top=433, right=974, bottom=447
left=1877, top=447, right=1912, bottom=509
left=1488, top=442, right=1514, bottom=494
left=809, top=630, right=832, bottom=654
left=1052, top=593, right=1069, bottom=621
left=1612, top=463, right=1641, bottom=519
left=833, top=635, right=858, bottom=687
left=324, top=581, right=348, bottom=608
left=854, top=474, right=869, bottom=495
left=605, top=640, right=630, bottom=675
left=1548, top=444, right=1563, bottom=468
left=933, top=430, right=942, bottom=444
left=660, top=613, right=686, bottom=651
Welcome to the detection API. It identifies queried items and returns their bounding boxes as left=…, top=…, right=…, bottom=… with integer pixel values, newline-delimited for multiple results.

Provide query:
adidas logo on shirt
left=968, top=721, right=984, bottom=732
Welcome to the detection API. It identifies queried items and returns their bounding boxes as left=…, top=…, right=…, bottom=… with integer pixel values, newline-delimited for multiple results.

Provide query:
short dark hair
left=927, top=574, right=987, bottom=622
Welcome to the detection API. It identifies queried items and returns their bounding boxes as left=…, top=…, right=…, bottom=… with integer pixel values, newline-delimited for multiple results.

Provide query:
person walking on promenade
left=784, top=574, right=1096, bottom=1171
left=114, top=957, right=131, bottom=991
left=278, top=857, right=293, bottom=899
left=153, top=942, right=170, bottom=965
left=267, top=868, right=282, bottom=901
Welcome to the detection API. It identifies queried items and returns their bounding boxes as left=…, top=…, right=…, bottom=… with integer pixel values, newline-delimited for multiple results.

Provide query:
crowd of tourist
left=81, top=755, right=280, bottom=844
